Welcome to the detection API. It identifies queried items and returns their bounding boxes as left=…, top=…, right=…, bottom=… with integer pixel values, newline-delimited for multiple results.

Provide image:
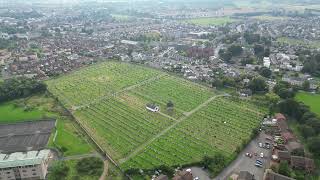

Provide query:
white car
left=260, top=152, right=264, bottom=158
left=194, top=177, right=199, bottom=180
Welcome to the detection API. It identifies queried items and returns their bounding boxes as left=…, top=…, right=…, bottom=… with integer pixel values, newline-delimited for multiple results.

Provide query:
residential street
left=214, top=132, right=273, bottom=180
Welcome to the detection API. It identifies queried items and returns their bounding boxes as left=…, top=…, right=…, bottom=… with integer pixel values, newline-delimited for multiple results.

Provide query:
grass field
left=47, top=61, right=267, bottom=170
left=183, top=17, right=236, bottom=26
left=111, top=14, right=132, bottom=21
left=251, top=15, right=289, bottom=21
left=296, top=91, right=320, bottom=116
left=47, top=118, right=93, bottom=156
left=0, top=102, right=46, bottom=123
left=0, top=95, right=93, bottom=156
left=277, top=37, right=320, bottom=49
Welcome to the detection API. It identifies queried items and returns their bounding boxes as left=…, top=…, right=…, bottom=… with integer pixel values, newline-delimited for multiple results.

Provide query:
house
left=238, top=171, right=254, bottom=180
left=281, top=132, right=295, bottom=143
left=263, top=57, right=271, bottom=68
left=263, top=169, right=295, bottom=180
left=146, top=104, right=160, bottom=112
left=291, top=156, right=315, bottom=173
left=278, top=151, right=291, bottom=162
left=0, top=149, right=52, bottom=180
left=173, top=170, right=193, bottom=180
left=239, top=89, right=252, bottom=97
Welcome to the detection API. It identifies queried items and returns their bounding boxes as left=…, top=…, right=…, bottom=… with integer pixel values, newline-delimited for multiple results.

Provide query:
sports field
left=183, top=17, right=236, bottom=26
left=296, top=91, right=320, bottom=116
left=47, top=61, right=267, bottom=169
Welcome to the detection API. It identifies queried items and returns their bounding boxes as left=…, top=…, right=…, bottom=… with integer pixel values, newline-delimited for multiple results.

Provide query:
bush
left=75, top=157, right=103, bottom=176
left=48, top=162, right=69, bottom=180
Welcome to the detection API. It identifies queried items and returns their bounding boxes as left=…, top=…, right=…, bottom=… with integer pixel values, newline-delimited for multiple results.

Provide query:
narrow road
left=99, top=160, right=109, bottom=180
left=60, top=153, right=99, bottom=161
left=119, top=94, right=227, bottom=163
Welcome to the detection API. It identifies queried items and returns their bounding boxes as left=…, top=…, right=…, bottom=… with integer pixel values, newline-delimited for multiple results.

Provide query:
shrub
left=75, top=157, right=103, bottom=176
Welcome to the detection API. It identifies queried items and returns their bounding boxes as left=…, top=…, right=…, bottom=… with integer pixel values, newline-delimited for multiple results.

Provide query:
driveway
left=214, top=132, right=273, bottom=180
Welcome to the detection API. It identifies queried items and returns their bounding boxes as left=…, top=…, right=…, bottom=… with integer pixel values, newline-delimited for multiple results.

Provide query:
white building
left=0, top=150, right=52, bottom=180
left=263, top=57, right=271, bottom=68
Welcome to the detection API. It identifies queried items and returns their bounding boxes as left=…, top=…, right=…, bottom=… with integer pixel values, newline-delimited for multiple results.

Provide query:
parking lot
left=214, top=132, right=273, bottom=180
left=0, top=119, right=56, bottom=153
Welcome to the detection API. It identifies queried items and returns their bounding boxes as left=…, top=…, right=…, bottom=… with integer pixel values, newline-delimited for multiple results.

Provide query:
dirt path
left=119, top=94, right=228, bottom=164
left=99, top=160, right=109, bottom=180
left=60, top=153, right=99, bottom=161
left=75, top=74, right=167, bottom=110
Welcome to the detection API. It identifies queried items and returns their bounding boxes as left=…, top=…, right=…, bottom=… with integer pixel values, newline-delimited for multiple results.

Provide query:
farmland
left=295, top=91, right=320, bottom=116
left=47, top=61, right=267, bottom=171
left=183, top=17, right=236, bottom=26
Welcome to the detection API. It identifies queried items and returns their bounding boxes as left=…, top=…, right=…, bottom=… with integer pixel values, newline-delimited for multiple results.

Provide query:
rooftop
left=0, top=149, right=51, bottom=169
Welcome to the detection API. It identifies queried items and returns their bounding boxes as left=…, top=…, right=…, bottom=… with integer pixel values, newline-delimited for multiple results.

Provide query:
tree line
left=272, top=81, right=320, bottom=158
left=0, top=77, right=47, bottom=103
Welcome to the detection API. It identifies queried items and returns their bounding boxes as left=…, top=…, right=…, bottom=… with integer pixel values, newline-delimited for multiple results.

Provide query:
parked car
left=259, top=142, right=263, bottom=148
left=256, top=159, right=263, bottom=165
left=246, top=153, right=252, bottom=158
left=260, top=153, right=264, bottom=158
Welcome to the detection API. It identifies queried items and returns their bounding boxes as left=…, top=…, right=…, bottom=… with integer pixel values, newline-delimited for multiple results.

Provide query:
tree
left=278, top=88, right=295, bottom=99
left=254, top=44, right=264, bottom=57
left=300, top=111, right=316, bottom=123
left=299, top=125, right=316, bottom=139
left=302, top=81, right=310, bottom=91
left=75, top=157, right=103, bottom=176
left=212, top=79, right=223, bottom=88
left=48, top=162, right=69, bottom=180
left=227, top=45, right=243, bottom=57
left=278, top=161, right=291, bottom=177
left=305, top=118, right=320, bottom=134
left=240, top=57, right=255, bottom=66
left=248, top=78, right=268, bottom=94
left=308, top=136, right=320, bottom=156
left=0, top=77, right=47, bottom=103
left=259, top=67, right=272, bottom=78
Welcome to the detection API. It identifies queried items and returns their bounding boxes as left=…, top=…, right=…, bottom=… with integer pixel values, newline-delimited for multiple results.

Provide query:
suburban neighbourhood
left=0, top=0, right=319, bottom=180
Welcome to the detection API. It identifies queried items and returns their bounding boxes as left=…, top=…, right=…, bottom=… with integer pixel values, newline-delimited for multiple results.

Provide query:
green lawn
left=0, top=94, right=93, bottom=156
left=277, top=37, right=320, bottom=49
left=296, top=91, right=320, bottom=116
left=111, top=14, right=132, bottom=21
left=0, top=102, right=48, bottom=123
left=251, top=15, right=289, bottom=21
left=183, top=17, right=236, bottom=26
left=47, top=118, right=93, bottom=156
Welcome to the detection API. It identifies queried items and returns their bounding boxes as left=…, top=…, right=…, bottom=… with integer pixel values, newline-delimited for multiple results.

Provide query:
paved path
left=119, top=94, right=227, bottom=163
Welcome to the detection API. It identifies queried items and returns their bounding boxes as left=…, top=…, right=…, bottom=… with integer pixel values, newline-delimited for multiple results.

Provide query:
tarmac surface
left=0, top=119, right=56, bottom=153
left=214, top=132, right=273, bottom=180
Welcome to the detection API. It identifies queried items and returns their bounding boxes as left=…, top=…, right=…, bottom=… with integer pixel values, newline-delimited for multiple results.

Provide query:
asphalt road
left=214, top=132, right=273, bottom=180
